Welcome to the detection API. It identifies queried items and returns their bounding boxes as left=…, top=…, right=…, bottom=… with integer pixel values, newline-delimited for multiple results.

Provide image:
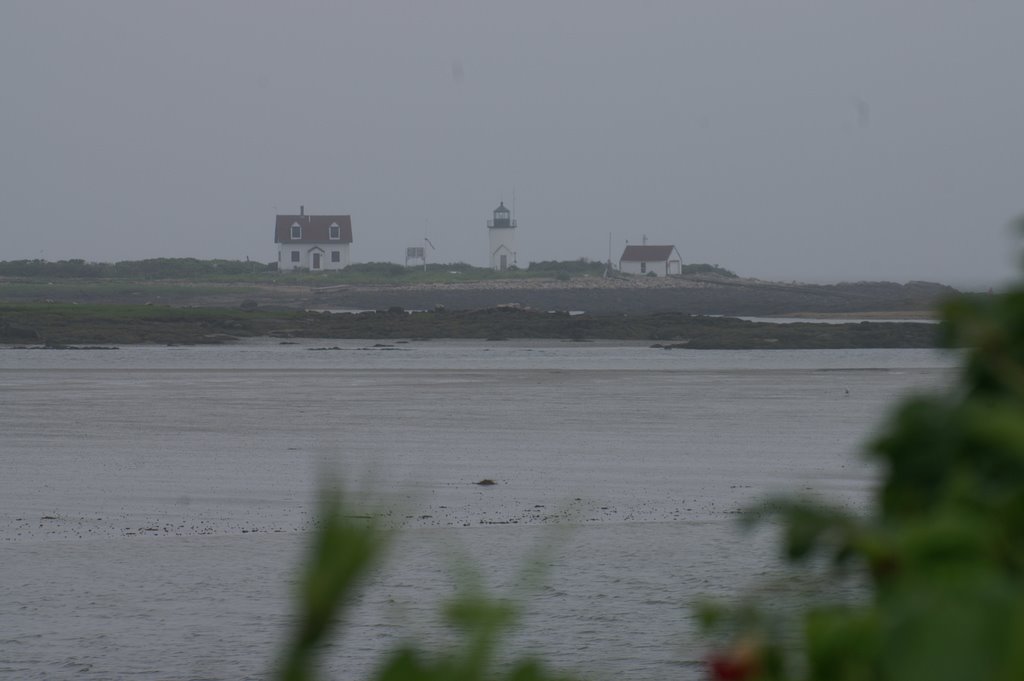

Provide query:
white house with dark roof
left=619, top=244, right=682, bottom=276
left=274, top=206, right=353, bottom=271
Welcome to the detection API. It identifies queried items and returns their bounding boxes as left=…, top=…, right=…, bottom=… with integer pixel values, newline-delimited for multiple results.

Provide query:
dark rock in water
left=476, top=479, right=497, bottom=486
left=239, top=299, right=259, bottom=310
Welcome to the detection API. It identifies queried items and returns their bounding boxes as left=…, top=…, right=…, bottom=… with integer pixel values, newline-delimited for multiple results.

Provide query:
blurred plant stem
left=274, top=486, right=577, bottom=681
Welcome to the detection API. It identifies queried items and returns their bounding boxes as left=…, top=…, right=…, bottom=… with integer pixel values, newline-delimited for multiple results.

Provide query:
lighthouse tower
left=487, top=201, right=517, bottom=271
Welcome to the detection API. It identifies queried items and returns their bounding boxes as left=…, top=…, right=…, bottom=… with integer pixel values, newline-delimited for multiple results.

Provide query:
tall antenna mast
left=512, top=186, right=516, bottom=223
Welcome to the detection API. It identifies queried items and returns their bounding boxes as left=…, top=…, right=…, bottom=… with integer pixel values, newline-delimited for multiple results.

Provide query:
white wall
left=278, top=243, right=351, bottom=270
left=620, top=259, right=669, bottom=276
left=619, top=248, right=682, bottom=276
left=489, top=227, right=516, bottom=270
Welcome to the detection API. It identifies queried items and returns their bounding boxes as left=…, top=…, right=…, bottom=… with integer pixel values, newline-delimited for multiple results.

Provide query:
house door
left=312, top=253, right=321, bottom=270
left=500, top=254, right=507, bottom=270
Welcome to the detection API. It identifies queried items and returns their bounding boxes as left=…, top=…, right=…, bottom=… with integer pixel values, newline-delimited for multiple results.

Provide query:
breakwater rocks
left=0, top=302, right=941, bottom=349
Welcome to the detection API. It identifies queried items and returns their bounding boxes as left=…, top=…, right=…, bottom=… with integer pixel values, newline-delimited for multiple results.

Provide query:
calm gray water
left=0, top=339, right=957, bottom=680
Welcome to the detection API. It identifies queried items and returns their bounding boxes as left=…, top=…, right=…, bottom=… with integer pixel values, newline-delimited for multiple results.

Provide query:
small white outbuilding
left=619, top=245, right=682, bottom=276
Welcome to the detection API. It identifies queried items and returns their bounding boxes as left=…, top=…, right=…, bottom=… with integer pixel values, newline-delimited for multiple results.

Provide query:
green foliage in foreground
left=699, top=248, right=1024, bottom=677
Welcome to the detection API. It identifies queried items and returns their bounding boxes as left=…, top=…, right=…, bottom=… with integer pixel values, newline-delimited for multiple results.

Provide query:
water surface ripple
left=0, top=340, right=956, bottom=680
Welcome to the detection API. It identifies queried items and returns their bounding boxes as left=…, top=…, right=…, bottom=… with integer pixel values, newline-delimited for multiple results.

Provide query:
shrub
left=701, top=227, right=1024, bottom=680
left=677, top=263, right=739, bottom=278
left=527, top=260, right=605, bottom=277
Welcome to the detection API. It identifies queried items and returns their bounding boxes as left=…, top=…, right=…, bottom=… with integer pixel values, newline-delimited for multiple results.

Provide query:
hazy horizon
left=3, top=2, right=1022, bottom=289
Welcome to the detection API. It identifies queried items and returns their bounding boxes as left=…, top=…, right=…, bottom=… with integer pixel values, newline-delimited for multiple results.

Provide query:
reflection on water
left=0, top=341, right=956, bottom=680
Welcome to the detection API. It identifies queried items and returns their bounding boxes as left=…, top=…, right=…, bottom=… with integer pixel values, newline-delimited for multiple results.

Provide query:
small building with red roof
left=619, top=244, right=682, bottom=276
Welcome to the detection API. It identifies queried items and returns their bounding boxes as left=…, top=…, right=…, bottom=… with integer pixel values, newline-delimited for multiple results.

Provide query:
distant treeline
left=0, top=258, right=271, bottom=279
left=0, top=257, right=737, bottom=281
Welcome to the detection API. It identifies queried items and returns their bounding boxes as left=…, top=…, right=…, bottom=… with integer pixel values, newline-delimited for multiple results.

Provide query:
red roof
left=620, top=245, right=677, bottom=262
left=274, top=214, right=353, bottom=244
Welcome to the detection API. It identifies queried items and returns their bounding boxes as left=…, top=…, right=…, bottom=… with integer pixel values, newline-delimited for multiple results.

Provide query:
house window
left=331, top=251, right=340, bottom=263
left=329, top=224, right=341, bottom=240
left=640, top=261, right=647, bottom=273
left=291, top=251, right=300, bottom=263
left=290, top=224, right=302, bottom=239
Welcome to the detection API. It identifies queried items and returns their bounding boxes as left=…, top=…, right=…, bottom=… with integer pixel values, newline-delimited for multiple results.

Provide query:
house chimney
left=300, top=205, right=304, bottom=216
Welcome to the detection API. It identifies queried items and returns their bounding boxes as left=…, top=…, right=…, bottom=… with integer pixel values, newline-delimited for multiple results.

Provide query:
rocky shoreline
left=305, top=276, right=955, bottom=317
left=0, top=302, right=942, bottom=349
left=0, top=273, right=957, bottom=316
left=0, top=273, right=957, bottom=348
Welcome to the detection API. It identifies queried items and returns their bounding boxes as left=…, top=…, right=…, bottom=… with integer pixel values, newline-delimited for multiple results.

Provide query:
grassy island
left=0, top=258, right=953, bottom=348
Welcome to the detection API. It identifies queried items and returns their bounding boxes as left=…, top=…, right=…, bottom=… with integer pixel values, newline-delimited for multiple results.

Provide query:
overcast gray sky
left=2, top=1, right=1022, bottom=287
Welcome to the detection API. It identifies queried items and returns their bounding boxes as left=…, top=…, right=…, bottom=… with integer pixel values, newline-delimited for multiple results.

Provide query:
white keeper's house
left=619, top=244, right=682, bottom=276
left=274, top=206, right=353, bottom=271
